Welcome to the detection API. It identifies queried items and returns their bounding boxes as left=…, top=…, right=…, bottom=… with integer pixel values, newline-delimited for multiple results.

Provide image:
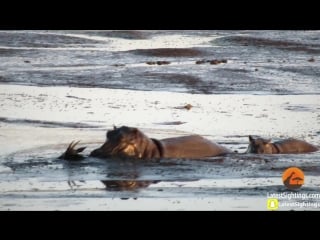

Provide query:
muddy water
left=0, top=31, right=319, bottom=210
left=1, top=30, right=319, bottom=94
left=1, top=140, right=319, bottom=210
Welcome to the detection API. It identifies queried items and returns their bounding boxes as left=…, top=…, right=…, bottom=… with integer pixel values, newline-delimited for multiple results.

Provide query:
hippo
left=246, top=135, right=318, bottom=154
left=59, top=126, right=232, bottom=160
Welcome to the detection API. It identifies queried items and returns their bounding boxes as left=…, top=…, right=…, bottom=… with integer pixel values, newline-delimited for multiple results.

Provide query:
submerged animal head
left=59, top=141, right=86, bottom=160
left=91, top=126, right=154, bottom=159
left=246, top=135, right=273, bottom=154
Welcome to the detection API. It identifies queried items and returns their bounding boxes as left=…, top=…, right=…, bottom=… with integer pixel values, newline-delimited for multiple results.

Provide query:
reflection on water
left=101, top=180, right=161, bottom=191
left=66, top=179, right=160, bottom=191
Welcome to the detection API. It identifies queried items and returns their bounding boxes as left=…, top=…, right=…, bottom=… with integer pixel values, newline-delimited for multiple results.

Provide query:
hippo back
left=160, top=135, right=231, bottom=158
left=276, top=139, right=318, bottom=153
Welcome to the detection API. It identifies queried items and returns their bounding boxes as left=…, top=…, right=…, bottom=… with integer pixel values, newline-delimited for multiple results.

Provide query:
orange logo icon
left=282, top=167, right=304, bottom=190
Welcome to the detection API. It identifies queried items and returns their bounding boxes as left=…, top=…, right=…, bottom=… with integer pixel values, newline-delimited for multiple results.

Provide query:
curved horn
left=67, top=141, right=75, bottom=151
left=71, top=140, right=80, bottom=149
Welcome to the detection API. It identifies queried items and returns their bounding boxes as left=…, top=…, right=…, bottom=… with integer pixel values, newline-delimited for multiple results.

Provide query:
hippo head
left=246, top=135, right=273, bottom=154
left=90, top=126, right=151, bottom=158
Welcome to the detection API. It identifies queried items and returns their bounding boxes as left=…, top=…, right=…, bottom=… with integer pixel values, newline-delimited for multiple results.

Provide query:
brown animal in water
left=246, top=135, right=318, bottom=154
left=60, top=126, right=231, bottom=160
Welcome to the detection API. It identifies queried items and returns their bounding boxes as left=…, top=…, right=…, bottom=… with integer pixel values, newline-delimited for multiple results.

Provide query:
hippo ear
left=113, top=125, right=117, bottom=130
left=249, top=135, right=254, bottom=142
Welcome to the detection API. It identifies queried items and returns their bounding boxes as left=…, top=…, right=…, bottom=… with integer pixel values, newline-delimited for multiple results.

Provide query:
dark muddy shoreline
left=0, top=30, right=319, bottom=95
